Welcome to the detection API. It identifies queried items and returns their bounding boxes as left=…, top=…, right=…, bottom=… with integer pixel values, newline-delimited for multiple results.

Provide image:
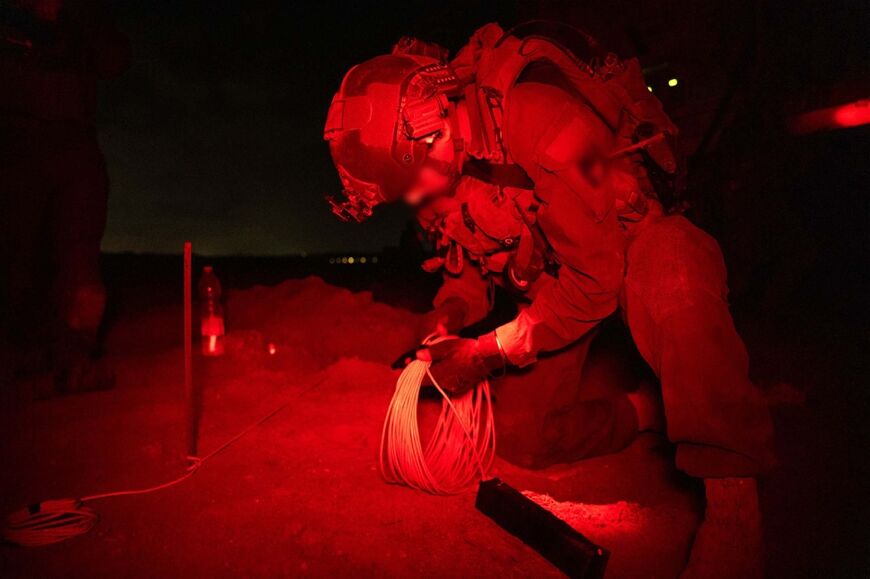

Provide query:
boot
left=52, top=283, right=114, bottom=395
left=54, top=353, right=115, bottom=395
left=51, top=327, right=114, bottom=396
left=681, top=478, right=764, bottom=579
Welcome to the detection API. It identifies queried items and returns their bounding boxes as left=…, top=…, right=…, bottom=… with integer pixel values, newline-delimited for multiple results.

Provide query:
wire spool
left=379, top=360, right=495, bottom=495
left=1, top=466, right=200, bottom=548
left=2, top=500, right=99, bottom=547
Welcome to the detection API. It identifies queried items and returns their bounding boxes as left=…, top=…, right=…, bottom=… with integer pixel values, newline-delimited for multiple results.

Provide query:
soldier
left=324, top=23, right=773, bottom=578
left=0, top=0, right=129, bottom=393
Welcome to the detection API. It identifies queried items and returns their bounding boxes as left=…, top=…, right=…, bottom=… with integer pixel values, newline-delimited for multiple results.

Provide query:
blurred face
left=577, top=148, right=645, bottom=211
left=402, top=121, right=458, bottom=207
left=565, top=109, right=644, bottom=204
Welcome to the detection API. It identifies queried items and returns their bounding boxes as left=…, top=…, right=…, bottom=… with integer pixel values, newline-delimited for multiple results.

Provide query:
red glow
left=202, top=334, right=224, bottom=356
left=833, top=100, right=870, bottom=127
left=789, top=99, right=870, bottom=134
left=523, top=491, right=648, bottom=537
left=267, top=343, right=277, bottom=355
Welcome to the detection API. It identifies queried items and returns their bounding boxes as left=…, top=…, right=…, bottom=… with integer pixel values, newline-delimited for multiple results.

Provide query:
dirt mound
left=1, top=276, right=698, bottom=578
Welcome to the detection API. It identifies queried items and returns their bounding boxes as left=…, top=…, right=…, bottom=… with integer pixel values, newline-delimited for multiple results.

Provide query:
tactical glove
left=420, top=333, right=505, bottom=395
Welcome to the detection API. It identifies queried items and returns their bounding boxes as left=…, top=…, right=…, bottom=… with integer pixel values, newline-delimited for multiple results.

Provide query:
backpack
left=450, top=21, right=684, bottom=212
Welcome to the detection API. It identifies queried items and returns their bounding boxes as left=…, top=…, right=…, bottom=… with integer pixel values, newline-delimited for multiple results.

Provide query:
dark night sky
left=97, top=0, right=865, bottom=257
left=98, top=0, right=515, bottom=255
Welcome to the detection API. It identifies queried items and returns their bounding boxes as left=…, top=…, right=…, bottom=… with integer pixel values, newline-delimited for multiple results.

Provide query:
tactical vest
left=419, top=174, right=553, bottom=294
left=454, top=22, right=680, bottom=210
left=426, top=22, right=681, bottom=290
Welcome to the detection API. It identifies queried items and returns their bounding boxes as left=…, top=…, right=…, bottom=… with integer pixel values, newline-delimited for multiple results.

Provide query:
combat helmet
left=324, top=40, right=461, bottom=222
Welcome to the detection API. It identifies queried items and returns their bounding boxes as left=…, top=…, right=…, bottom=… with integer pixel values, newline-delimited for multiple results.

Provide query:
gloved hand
left=392, top=298, right=471, bottom=370
left=417, top=297, right=468, bottom=343
left=419, top=333, right=505, bottom=395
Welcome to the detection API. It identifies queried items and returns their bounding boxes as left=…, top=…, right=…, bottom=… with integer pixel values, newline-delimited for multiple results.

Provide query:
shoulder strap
left=462, top=158, right=534, bottom=190
left=453, top=21, right=682, bottom=208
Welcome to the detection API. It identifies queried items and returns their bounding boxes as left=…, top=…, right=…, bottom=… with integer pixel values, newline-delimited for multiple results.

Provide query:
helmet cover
left=324, top=53, right=458, bottom=221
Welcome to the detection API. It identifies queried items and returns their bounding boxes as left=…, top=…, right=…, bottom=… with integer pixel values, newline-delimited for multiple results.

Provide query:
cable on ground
left=2, top=376, right=326, bottom=547
left=379, top=359, right=495, bottom=495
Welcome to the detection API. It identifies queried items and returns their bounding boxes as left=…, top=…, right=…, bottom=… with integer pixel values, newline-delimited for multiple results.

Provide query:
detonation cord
left=6, top=350, right=497, bottom=547
left=379, top=359, right=495, bottom=495
left=2, top=376, right=327, bottom=548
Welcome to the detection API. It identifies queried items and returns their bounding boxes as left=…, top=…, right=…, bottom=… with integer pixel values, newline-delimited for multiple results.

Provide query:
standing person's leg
left=493, top=328, right=639, bottom=469
left=47, top=130, right=113, bottom=393
left=623, top=215, right=773, bottom=578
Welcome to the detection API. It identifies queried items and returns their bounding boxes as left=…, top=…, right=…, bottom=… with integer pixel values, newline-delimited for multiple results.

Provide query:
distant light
left=647, top=86, right=653, bottom=92
left=667, top=78, right=678, bottom=87
left=328, top=258, right=334, bottom=264
left=372, top=256, right=378, bottom=264
left=360, top=257, right=367, bottom=264
left=347, top=257, right=355, bottom=264
left=789, top=99, right=870, bottom=134
left=267, top=343, right=277, bottom=355
left=341, top=257, right=348, bottom=264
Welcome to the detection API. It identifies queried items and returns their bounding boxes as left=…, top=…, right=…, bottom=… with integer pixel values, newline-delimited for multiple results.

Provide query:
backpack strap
left=462, top=158, right=534, bottom=190
left=453, top=22, right=683, bottom=211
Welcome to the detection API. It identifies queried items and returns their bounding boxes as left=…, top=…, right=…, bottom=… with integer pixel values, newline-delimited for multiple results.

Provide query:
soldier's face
left=404, top=167, right=453, bottom=206
left=403, top=123, right=458, bottom=206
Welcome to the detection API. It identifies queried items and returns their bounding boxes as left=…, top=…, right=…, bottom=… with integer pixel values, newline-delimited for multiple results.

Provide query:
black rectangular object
left=475, top=478, right=609, bottom=579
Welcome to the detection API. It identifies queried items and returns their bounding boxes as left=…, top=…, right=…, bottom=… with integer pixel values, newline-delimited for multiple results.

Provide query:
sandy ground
left=0, top=274, right=864, bottom=577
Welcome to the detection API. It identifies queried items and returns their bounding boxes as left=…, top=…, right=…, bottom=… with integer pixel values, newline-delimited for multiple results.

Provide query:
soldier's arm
left=432, top=260, right=492, bottom=332
left=495, top=82, right=626, bottom=365
left=493, top=187, right=624, bottom=366
left=416, top=196, right=493, bottom=337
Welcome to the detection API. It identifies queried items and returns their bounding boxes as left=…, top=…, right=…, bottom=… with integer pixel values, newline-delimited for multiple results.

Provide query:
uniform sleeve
left=495, top=263, right=619, bottom=367
left=494, top=177, right=624, bottom=366
left=433, top=259, right=492, bottom=327
left=495, top=82, right=626, bottom=366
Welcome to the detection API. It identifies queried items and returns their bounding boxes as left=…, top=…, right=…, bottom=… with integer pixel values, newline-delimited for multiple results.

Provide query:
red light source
left=789, top=99, right=870, bottom=134
left=206, top=334, right=224, bottom=356
left=267, top=343, right=277, bottom=356
left=833, top=101, right=870, bottom=128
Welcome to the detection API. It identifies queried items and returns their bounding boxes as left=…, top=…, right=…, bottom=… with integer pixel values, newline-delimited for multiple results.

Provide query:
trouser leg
left=493, top=328, right=638, bottom=469
left=623, top=216, right=774, bottom=478
left=48, top=133, right=109, bottom=348
left=42, top=132, right=113, bottom=395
